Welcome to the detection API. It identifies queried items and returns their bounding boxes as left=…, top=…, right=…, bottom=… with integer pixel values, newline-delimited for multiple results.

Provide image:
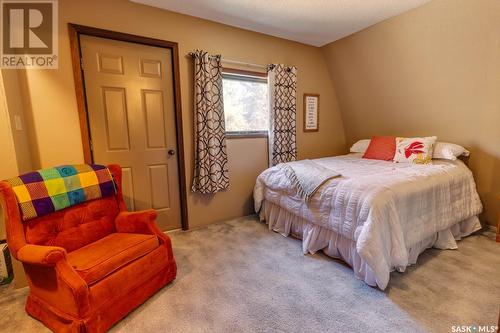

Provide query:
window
left=222, top=70, right=268, bottom=137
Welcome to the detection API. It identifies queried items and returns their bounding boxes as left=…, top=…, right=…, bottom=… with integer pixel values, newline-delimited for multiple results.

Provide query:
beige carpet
left=1, top=216, right=499, bottom=333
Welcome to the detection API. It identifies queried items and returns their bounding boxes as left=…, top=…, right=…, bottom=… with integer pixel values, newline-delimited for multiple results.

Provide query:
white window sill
left=225, top=131, right=268, bottom=139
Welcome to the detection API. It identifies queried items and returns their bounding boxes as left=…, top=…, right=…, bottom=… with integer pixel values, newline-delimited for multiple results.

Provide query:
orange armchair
left=0, top=164, right=177, bottom=333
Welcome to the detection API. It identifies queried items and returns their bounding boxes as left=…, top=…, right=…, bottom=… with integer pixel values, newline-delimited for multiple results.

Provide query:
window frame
left=221, top=67, right=269, bottom=139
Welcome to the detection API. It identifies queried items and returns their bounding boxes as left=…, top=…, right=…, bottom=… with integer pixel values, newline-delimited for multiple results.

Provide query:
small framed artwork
left=303, top=93, right=319, bottom=132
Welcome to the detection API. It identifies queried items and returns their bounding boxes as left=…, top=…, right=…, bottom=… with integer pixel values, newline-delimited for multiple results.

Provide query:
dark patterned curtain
left=191, top=50, right=229, bottom=193
left=268, top=64, right=298, bottom=166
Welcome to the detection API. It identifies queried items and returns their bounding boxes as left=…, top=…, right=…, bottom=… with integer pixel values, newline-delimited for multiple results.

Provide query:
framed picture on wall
left=303, top=93, right=319, bottom=132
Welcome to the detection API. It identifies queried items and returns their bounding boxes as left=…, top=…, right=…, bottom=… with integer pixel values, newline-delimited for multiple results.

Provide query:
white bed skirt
left=259, top=200, right=482, bottom=288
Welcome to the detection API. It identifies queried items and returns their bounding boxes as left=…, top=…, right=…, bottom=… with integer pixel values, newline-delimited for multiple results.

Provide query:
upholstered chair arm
left=17, top=244, right=67, bottom=266
left=18, top=245, right=91, bottom=317
left=115, top=210, right=170, bottom=244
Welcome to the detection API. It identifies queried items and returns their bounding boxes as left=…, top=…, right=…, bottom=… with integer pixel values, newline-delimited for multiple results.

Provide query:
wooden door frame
left=68, top=23, right=189, bottom=230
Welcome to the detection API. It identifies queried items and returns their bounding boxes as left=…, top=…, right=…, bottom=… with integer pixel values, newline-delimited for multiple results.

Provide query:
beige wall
left=0, top=73, right=18, bottom=181
left=13, top=0, right=345, bottom=229
left=0, top=71, right=20, bottom=240
left=0, top=71, right=27, bottom=287
left=1, top=70, right=34, bottom=174
left=322, top=0, right=500, bottom=226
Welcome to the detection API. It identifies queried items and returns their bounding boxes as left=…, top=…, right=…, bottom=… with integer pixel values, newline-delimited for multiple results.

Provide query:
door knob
left=168, top=149, right=176, bottom=156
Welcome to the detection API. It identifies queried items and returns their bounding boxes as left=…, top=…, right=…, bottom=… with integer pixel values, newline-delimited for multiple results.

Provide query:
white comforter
left=254, top=154, right=483, bottom=288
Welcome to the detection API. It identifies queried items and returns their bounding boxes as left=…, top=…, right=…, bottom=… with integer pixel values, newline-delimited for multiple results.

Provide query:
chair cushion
left=67, top=233, right=159, bottom=285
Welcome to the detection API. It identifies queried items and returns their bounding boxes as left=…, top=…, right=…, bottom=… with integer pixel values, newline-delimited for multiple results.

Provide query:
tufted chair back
left=23, top=196, right=119, bottom=252
left=1, top=164, right=126, bottom=256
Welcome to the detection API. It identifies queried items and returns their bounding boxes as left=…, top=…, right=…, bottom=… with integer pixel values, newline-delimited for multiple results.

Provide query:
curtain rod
left=187, top=52, right=267, bottom=70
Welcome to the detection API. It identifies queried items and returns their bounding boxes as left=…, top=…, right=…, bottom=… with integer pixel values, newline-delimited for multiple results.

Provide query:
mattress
left=253, top=154, right=483, bottom=289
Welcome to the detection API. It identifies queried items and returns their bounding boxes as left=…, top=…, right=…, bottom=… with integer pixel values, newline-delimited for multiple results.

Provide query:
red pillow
left=362, top=136, right=396, bottom=161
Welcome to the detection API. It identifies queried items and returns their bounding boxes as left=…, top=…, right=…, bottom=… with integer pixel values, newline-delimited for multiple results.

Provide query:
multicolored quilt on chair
left=6, top=164, right=116, bottom=221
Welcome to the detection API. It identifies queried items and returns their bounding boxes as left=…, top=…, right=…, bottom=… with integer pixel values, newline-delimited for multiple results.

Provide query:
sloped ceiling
left=131, top=0, right=431, bottom=46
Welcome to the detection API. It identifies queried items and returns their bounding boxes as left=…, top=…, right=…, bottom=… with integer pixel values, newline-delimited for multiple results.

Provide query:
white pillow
left=433, top=142, right=469, bottom=161
left=394, top=136, right=437, bottom=164
left=349, top=139, right=371, bottom=153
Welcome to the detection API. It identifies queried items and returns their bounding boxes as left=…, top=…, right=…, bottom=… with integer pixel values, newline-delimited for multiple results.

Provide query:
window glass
left=222, top=74, right=268, bottom=133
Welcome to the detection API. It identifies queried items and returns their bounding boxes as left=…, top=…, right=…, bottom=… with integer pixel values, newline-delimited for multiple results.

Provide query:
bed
left=253, top=153, right=483, bottom=290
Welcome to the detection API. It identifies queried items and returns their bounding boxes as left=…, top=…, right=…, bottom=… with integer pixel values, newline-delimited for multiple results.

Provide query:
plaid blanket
left=6, top=164, right=116, bottom=221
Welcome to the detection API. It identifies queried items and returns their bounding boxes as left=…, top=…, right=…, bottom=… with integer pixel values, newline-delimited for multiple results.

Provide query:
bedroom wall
left=11, top=0, right=346, bottom=229
left=0, top=71, right=33, bottom=287
left=1, top=70, right=34, bottom=174
left=0, top=71, right=19, bottom=240
left=321, top=0, right=500, bottom=226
